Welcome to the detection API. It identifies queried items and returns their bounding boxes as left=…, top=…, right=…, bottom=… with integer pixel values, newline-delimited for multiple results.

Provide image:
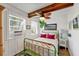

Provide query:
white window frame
left=31, top=21, right=38, bottom=35
left=9, top=15, right=26, bottom=33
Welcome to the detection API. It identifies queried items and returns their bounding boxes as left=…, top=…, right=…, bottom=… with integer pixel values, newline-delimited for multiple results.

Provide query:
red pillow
left=40, top=34, right=46, bottom=38
left=47, top=34, right=55, bottom=39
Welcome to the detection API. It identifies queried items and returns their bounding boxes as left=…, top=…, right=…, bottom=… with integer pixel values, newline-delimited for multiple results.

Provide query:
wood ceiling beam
left=28, top=3, right=73, bottom=18
left=0, top=5, right=5, bottom=11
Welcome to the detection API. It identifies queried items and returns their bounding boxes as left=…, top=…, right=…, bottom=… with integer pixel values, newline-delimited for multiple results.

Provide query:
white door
left=8, top=39, right=17, bottom=56
left=17, top=35, right=24, bottom=53
left=3, top=41, right=9, bottom=56
left=68, top=30, right=79, bottom=56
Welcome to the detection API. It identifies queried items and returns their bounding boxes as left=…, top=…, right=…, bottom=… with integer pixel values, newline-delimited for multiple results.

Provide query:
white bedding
left=32, top=37, right=58, bottom=55
left=34, top=37, right=58, bottom=47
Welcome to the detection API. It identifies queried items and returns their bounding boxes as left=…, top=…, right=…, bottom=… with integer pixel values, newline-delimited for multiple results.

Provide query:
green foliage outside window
left=39, top=20, right=46, bottom=28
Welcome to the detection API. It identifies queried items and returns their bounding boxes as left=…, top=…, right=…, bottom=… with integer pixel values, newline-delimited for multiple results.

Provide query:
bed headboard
left=41, top=30, right=59, bottom=39
left=42, top=30, right=58, bottom=34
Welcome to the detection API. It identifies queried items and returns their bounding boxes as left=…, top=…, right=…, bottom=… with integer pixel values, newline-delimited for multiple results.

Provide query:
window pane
left=31, top=21, right=38, bottom=34
left=9, top=15, right=26, bottom=31
left=10, top=20, right=18, bottom=26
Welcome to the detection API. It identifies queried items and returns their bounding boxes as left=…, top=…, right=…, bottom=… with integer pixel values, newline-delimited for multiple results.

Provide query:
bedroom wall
left=67, top=3, right=79, bottom=29
left=24, top=16, right=40, bottom=38
left=45, top=7, right=72, bottom=31
left=66, top=3, right=79, bottom=56
left=67, top=4, right=79, bottom=22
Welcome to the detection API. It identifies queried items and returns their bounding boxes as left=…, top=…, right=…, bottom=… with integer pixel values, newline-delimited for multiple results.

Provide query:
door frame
left=0, top=5, right=5, bottom=56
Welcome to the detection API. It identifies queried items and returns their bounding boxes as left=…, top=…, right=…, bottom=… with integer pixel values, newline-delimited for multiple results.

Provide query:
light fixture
left=35, top=12, right=51, bottom=20
left=40, top=17, right=45, bottom=21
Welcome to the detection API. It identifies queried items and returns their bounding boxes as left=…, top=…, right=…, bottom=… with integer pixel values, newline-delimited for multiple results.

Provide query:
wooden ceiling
left=28, top=3, right=73, bottom=18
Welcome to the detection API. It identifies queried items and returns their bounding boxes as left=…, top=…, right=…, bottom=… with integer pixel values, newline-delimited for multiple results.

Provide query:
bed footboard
left=24, top=38, right=57, bottom=56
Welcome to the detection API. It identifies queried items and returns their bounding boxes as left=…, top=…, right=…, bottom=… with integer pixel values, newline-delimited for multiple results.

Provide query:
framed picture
left=44, top=24, right=57, bottom=30
left=73, top=17, right=78, bottom=29
left=26, top=25, right=31, bottom=29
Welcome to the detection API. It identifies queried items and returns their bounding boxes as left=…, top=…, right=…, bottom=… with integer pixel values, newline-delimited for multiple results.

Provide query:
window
left=9, top=15, right=26, bottom=32
left=31, top=21, right=38, bottom=34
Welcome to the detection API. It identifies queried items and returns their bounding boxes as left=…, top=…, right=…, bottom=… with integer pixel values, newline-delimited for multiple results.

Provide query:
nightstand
left=59, top=39, right=68, bottom=50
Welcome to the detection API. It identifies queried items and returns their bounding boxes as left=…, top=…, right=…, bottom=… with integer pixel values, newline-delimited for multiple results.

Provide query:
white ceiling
left=9, top=3, right=52, bottom=13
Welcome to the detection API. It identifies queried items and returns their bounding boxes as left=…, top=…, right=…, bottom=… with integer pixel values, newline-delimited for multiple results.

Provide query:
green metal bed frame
left=24, top=38, right=57, bottom=56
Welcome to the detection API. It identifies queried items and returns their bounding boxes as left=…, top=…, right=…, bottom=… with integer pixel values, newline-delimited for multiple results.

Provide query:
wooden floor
left=16, top=46, right=70, bottom=56
left=59, top=47, right=70, bottom=56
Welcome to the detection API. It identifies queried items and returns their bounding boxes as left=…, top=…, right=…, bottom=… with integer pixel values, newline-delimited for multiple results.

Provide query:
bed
left=24, top=30, right=59, bottom=56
